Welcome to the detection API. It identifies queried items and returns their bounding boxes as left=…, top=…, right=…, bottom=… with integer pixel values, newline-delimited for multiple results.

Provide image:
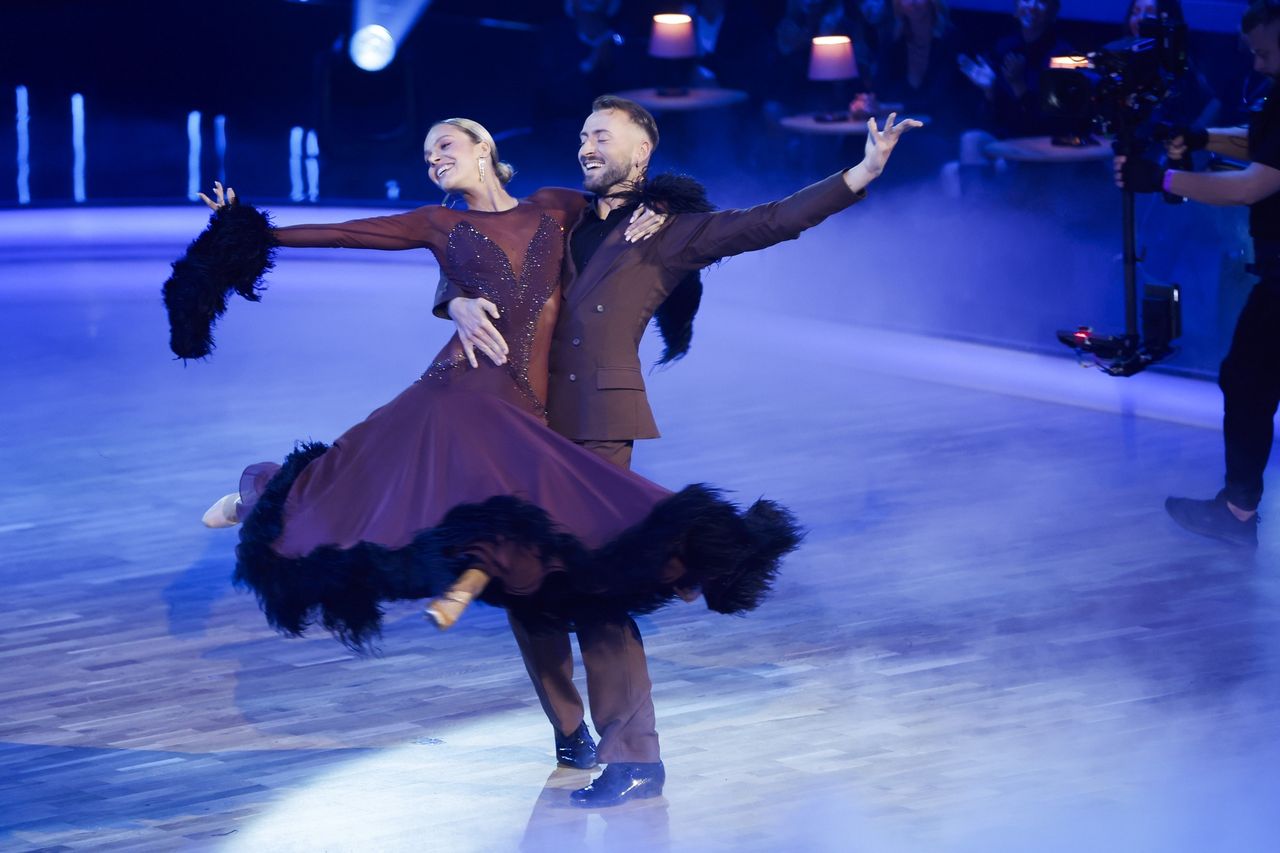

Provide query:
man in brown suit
left=438, top=96, right=919, bottom=806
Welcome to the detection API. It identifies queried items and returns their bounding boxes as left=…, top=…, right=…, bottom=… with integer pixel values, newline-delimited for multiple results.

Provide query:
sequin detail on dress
left=435, top=214, right=563, bottom=414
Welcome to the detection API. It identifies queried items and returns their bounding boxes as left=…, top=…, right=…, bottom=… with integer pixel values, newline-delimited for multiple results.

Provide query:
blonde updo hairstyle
left=434, top=118, right=516, bottom=185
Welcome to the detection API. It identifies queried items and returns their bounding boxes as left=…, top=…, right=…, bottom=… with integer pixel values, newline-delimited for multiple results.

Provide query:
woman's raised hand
left=198, top=180, right=237, bottom=211
left=624, top=205, right=668, bottom=243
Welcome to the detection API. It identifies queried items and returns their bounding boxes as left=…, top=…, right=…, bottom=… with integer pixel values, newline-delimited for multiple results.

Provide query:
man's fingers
left=460, top=340, right=479, bottom=369
left=475, top=318, right=509, bottom=354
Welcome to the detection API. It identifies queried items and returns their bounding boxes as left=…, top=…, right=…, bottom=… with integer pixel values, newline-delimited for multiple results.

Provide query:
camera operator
left=1114, top=0, right=1280, bottom=548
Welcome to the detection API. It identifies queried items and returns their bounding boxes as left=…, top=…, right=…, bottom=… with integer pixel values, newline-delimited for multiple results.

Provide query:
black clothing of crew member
left=1221, top=91, right=1280, bottom=512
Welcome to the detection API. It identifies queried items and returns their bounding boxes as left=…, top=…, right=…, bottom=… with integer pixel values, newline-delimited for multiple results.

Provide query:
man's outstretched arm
left=658, top=114, right=922, bottom=272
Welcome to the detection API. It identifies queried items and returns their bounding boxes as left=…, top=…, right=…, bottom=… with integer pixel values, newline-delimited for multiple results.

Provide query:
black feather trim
left=162, top=203, right=278, bottom=360
left=233, top=445, right=803, bottom=652
left=606, top=173, right=716, bottom=366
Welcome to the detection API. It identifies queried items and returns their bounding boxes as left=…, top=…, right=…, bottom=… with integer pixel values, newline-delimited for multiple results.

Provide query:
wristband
left=1162, top=170, right=1175, bottom=194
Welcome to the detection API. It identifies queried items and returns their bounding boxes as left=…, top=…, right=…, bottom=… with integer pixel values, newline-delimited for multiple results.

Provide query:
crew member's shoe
left=202, top=493, right=241, bottom=529
left=570, top=761, right=665, bottom=807
left=424, top=568, right=490, bottom=630
left=554, top=722, right=599, bottom=769
left=1165, top=493, right=1259, bottom=548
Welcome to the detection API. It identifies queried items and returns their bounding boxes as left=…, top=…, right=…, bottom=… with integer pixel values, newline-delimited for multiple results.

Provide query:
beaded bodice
left=273, top=189, right=586, bottom=419
left=427, top=213, right=564, bottom=411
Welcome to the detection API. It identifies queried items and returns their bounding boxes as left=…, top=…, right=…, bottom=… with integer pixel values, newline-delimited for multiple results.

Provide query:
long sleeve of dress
left=273, top=207, right=446, bottom=251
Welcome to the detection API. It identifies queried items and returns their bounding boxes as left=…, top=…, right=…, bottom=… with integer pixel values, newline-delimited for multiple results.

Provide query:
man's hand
left=448, top=296, right=508, bottom=368
left=1002, top=52, right=1027, bottom=98
left=1113, top=155, right=1164, bottom=194
left=854, top=113, right=924, bottom=181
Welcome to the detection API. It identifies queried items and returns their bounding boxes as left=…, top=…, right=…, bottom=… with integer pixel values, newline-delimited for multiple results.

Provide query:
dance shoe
left=424, top=568, right=491, bottom=629
left=570, top=761, right=665, bottom=807
left=555, top=722, right=599, bottom=769
left=1165, top=493, right=1258, bottom=548
left=201, top=493, right=241, bottom=528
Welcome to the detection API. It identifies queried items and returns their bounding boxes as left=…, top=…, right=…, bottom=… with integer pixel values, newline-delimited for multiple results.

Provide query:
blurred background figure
left=947, top=0, right=1072, bottom=197
left=566, top=0, right=624, bottom=75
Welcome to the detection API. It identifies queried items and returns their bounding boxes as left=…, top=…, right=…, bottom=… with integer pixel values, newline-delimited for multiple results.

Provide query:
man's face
left=578, top=109, right=649, bottom=193
left=1015, top=0, right=1053, bottom=32
left=1246, top=21, right=1280, bottom=80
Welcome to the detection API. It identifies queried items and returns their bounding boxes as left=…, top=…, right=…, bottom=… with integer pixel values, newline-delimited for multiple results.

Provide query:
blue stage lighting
left=350, top=24, right=396, bottom=72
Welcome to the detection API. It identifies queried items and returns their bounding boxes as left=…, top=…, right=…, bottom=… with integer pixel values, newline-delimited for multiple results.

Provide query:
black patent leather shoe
left=555, top=722, right=599, bottom=769
left=570, top=761, right=665, bottom=807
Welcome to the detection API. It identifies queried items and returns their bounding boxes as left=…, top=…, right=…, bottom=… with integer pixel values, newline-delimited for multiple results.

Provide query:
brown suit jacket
left=436, top=172, right=866, bottom=441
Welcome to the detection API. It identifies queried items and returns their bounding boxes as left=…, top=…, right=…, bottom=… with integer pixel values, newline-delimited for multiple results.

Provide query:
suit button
left=569, top=373, right=577, bottom=382
left=572, top=337, right=581, bottom=346
left=595, top=304, right=605, bottom=313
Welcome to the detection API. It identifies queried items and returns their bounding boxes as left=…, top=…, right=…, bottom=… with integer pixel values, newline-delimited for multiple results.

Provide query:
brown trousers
left=506, top=439, right=661, bottom=763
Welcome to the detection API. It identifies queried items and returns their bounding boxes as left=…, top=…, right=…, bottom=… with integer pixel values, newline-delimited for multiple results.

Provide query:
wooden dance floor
left=1, top=208, right=1277, bottom=851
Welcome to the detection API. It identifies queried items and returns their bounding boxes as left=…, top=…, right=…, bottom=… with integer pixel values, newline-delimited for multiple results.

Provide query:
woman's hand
left=624, top=205, right=668, bottom=243
left=198, top=180, right=237, bottom=211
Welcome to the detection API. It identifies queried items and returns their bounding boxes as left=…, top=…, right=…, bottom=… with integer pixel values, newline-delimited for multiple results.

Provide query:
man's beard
left=582, top=160, right=632, bottom=194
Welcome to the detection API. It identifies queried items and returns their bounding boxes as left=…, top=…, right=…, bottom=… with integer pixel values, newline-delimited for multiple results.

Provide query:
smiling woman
left=425, top=118, right=517, bottom=202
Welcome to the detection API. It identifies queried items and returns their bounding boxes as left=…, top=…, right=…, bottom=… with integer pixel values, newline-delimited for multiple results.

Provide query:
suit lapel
left=566, top=224, right=632, bottom=309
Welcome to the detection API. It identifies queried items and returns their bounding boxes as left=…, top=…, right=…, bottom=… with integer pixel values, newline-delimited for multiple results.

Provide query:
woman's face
left=1128, top=0, right=1158, bottom=37
left=423, top=124, right=488, bottom=194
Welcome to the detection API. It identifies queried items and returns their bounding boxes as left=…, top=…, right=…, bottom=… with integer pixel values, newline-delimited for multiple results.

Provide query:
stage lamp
left=650, top=13, right=695, bottom=58
left=650, top=13, right=696, bottom=96
left=808, top=35, right=858, bottom=122
left=350, top=24, right=396, bottom=72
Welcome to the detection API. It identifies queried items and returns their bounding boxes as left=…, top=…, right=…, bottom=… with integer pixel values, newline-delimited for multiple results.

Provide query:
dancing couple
left=166, top=95, right=919, bottom=805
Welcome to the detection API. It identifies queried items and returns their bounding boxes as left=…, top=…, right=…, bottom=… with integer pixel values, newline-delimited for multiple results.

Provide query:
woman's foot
left=424, top=568, right=490, bottom=630
left=201, top=493, right=242, bottom=529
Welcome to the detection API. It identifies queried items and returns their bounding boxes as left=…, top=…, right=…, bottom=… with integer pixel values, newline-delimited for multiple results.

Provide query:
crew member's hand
left=860, top=113, right=925, bottom=178
left=1169, top=126, right=1210, bottom=153
left=957, top=54, right=995, bottom=91
left=448, top=296, right=509, bottom=368
left=1165, top=137, right=1189, bottom=161
left=624, top=204, right=668, bottom=243
left=1113, top=155, right=1164, bottom=193
left=198, top=180, right=237, bottom=211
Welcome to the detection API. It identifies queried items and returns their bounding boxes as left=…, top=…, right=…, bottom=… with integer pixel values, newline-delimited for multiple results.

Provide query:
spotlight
left=350, top=24, right=396, bottom=72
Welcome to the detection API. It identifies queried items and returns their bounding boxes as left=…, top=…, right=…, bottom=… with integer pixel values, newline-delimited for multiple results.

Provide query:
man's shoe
left=555, top=722, right=598, bottom=769
left=1165, top=493, right=1259, bottom=548
left=570, top=761, right=665, bottom=807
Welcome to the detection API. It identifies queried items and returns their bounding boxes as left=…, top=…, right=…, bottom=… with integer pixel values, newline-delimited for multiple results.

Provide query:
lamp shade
left=808, top=36, right=858, bottom=81
left=650, top=13, right=696, bottom=59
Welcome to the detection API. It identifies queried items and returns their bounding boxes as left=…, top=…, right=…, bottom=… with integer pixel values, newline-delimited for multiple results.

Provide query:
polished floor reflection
left=0, top=209, right=1276, bottom=852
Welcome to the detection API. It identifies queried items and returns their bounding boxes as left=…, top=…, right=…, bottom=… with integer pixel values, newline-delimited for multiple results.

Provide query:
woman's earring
left=479, top=158, right=487, bottom=182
